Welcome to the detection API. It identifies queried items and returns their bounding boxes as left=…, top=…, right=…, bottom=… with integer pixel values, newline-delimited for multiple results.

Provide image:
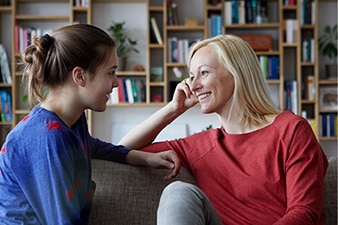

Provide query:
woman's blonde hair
left=188, top=34, right=280, bottom=126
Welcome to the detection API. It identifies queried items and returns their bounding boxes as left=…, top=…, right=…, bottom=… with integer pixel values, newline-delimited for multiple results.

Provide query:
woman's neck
left=220, top=114, right=277, bottom=134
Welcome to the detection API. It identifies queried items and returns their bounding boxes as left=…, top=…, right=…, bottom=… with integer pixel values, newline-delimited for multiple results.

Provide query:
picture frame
left=319, top=86, right=338, bottom=110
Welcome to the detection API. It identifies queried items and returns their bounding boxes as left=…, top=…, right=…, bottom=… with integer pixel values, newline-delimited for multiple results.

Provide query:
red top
left=141, top=110, right=328, bottom=225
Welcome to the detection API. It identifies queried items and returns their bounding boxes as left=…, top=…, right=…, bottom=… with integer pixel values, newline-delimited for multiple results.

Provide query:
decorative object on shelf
left=319, top=86, right=338, bottom=111
left=237, top=34, right=272, bottom=51
left=173, top=66, right=184, bottom=82
left=318, top=24, right=337, bottom=80
left=150, top=67, right=163, bottom=82
left=133, top=64, right=145, bottom=72
left=107, top=21, right=139, bottom=71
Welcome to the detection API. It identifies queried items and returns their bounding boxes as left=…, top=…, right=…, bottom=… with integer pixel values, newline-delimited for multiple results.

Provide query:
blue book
left=231, top=0, right=238, bottom=24
left=329, top=114, right=335, bottom=137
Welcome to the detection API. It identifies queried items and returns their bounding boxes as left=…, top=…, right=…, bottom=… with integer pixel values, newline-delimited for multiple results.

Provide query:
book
left=124, top=79, right=134, bottom=103
left=306, top=75, right=315, bottom=101
left=0, top=91, right=12, bottom=122
left=231, top=0, right=238, bottom=24
left=0, top=44, right=12, bottom=84
left=285, top=19, right=297, bottom=43
left=224, top=1, right=232, bottom=25
left=150, top=17, right=163, bottom=45
left=238, top=0, right=245, bottom=24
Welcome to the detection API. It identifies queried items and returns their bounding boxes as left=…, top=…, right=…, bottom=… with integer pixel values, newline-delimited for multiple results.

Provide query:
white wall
left=92, top=105, right=220, bottom=143
left=92, top=2, right=148, bottom=71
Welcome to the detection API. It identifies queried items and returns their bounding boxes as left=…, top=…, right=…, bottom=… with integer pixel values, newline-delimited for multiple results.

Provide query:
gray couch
left=89, top=156, right=337, bottom=225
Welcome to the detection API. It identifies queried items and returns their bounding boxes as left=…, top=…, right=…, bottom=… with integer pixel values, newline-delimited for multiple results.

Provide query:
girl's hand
left=146, top=150, right=181, bottom=179
left=171, top=79, right=198, bottom=111
left=126, top=150, right=181, bottom=179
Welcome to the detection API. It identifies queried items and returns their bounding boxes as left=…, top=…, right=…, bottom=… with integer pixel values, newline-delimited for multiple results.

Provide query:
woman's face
left=84, top=49, right=119, bottom=112
left=189, top=46, right=234, bottom=115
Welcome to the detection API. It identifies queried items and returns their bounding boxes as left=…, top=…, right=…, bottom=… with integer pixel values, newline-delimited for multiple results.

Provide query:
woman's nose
left=190, top=77, right=201, bottom=92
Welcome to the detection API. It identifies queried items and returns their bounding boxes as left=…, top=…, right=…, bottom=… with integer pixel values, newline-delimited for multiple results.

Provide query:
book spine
left=231, top=0, right=238, bottom=24
left=150, top=17, right=163, bottom=45
left=306, top=75, right=315, bottom=101
left=224, top=1, right=232, bottom=25
left=125, top=79, right=134, bottom=104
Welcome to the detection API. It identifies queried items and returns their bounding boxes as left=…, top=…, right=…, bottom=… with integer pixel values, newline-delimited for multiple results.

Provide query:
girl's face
left=189, top=46, right=234, bottom=115
left=83, top=49, right=119, bottom=112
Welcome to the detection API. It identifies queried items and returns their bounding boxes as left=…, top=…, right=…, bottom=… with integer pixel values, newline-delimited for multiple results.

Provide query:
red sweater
left=141, top=111, right=328, bottom=225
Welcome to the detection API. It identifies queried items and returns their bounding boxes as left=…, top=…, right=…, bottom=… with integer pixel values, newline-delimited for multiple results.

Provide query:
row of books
left=302, top=38, right=315, bottom=63
left=167, top=0, right=179, bottom=26
left=320, top=113, right=338, bottom=137
left=224, top=0, right=268, bottom=25
left=167, top=37, right=200, bottom=64
left=300, top=0, right=315, bottom=25
left=282, top=19, right=298, bottom=43
left=0, top=44, right=12, bottom=84
left=73, top=0, right=88, bottom=7
left=0, top=91, right=12, bottom=122
left=14, top=25, right=53, bottom=54
left=108, top=78, right=145, bottom=104
left=283, top=0, right=296, bottom=5
left=258, top=55, right=279, bottom=80
left=150, top=17, right=163, bottom=45
left=208, top=14, right=222, bottom=37
left=0, top=0, right=10, bottom=6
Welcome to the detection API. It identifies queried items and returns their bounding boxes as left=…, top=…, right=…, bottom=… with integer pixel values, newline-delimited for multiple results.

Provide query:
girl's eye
left=108, top=71, right=116, bottom=76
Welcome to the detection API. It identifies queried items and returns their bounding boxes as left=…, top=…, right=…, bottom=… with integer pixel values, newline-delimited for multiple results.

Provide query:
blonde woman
left=120, top=34, right=328, bottom=225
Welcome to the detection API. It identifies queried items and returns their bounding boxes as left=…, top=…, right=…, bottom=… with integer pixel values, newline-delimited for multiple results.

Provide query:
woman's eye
left=201, top=70, right=209, bottom=76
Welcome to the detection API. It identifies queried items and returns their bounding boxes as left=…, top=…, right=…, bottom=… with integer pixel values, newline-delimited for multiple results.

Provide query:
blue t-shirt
left=0, top=106, right=131, bottom=224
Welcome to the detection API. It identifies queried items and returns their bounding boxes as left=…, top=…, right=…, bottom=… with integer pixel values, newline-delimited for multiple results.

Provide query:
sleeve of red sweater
left=273, top=118, right=328, bottom=225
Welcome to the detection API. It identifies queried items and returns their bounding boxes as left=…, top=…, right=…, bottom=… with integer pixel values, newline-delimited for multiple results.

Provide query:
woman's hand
left=171, top=79, right=198, bottom=111
left=126, top=150, right=181, bottom=179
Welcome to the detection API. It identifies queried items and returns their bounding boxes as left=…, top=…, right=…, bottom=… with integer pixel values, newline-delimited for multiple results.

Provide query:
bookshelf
left=0, top=0, right=336, bottom=152
left=0, top=2, right=13, bottom=143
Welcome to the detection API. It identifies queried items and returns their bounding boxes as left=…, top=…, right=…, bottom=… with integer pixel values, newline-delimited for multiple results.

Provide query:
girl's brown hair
left=22, top=24, right=116, bottom=105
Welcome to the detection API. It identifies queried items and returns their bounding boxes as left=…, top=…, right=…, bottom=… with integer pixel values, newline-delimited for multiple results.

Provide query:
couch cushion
left=89, top=159, right=195, bottom=225
left=323, top=156, right=337, bottom=225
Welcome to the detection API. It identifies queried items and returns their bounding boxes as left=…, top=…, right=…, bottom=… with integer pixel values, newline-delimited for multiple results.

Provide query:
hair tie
left=42, top=34, right=53, bottom=51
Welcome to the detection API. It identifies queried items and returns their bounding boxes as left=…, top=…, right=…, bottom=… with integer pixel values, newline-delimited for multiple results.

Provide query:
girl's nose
left=113, top=77, right=119, bottom=88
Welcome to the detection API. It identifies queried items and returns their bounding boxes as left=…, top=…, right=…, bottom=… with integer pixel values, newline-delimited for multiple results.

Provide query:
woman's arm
left=119, top=80, right=197, bottom=149
left=274, top=120, right=328, bottom=224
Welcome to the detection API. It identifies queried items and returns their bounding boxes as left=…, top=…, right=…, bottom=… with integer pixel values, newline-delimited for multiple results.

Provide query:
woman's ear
left=72, top=66, right=86, bottom=86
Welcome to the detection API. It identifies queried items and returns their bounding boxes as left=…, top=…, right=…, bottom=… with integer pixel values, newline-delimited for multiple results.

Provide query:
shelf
left=319, top=79, right=338, bottom=85
left=0, top=6, right=11, bottom=12
left=149, top=6, right=163, bottom=12
left=15, top=15, right=70, bottom=20
left=166, top=25, right=205, bottom=31
left=225, top=23, right=280, bottom=29
left=116, top=71, right=147, bottom=76
left=319, top=137, right=338, bottom=141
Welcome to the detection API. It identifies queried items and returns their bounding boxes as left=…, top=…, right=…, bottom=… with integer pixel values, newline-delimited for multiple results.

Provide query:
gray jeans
left=157, top=181, right=223, bottom=225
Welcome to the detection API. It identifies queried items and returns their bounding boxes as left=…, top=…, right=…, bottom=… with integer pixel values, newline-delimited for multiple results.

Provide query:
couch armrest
left=89, top=159, right=196, bottom=225
left=323, top=156, right=337, bottom=225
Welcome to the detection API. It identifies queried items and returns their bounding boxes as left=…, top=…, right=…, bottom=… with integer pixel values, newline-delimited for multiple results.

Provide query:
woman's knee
left=162, top=181, right=197, bottom=197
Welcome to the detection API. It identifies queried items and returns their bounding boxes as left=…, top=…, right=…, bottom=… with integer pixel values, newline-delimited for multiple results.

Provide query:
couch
left=89, top=156, right=337, bottom=225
